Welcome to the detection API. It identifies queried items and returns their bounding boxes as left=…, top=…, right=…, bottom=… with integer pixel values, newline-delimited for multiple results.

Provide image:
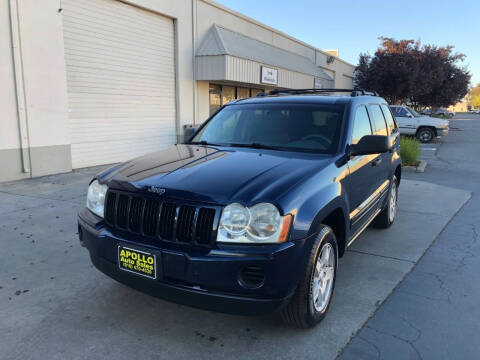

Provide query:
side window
left=391, top=106, right=408, bottom=117
left=351, top=106, right=373, bottom=144
left=380, top=104, right=397, bottom=134
left=368, top=105, right=388, bottom=136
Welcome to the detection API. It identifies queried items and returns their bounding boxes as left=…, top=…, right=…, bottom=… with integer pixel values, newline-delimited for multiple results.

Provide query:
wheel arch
left=308, top=199, right=348, bottom=258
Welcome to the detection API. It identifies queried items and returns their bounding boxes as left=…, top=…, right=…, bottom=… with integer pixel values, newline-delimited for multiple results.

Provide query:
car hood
left=97, top=144, right=332, bottom=205
left=419, top=116, right=449, bottom=127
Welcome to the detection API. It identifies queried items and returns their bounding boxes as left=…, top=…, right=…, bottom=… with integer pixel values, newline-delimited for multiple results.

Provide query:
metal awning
left=196, top=25, right=333, bottom=85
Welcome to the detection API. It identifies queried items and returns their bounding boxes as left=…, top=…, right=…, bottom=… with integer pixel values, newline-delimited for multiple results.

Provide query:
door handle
left=371, top=157, right=382, bottom=166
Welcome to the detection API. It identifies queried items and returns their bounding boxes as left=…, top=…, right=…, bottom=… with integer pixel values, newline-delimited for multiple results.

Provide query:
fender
left=287, top=177, right=349, bottom=242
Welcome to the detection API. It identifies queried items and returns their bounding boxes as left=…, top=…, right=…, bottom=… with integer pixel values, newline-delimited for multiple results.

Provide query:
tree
left=355, top=38, right=471, bottom=108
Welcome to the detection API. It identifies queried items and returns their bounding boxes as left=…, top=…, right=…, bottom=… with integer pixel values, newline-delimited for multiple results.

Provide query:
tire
left=372, top=175, right=398, bottom=229
left=281, top=225, right=338, bottom=328
left=416, top=127, right=435, bottom=143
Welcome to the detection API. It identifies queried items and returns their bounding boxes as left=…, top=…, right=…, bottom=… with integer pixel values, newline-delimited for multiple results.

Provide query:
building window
left=236, top=87, right=250, bottom=99
left=209, top=84, right=222, bottom=115
left=251, top=88, right=264, bottom=97
left=222, top=86, right=236, bottom=105
left=209, top=84, right=265, bottom=115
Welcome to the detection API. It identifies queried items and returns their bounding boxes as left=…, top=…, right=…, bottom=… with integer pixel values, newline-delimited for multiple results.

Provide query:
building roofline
left=199, top=0, right=356, bottom=68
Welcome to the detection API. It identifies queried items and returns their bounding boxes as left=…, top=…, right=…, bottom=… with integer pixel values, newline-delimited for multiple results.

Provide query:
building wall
left=18, top=0, right=71, bottom=177
left=448, top=101, right=469, bottom=113
left=196, top=81, right=210, bottom=124
left=0, top=0, right=28, bottom=182
left=1, top=0, right=72, bottom=182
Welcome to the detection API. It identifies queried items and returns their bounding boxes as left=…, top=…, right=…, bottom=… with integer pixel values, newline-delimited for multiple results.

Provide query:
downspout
left=191, top=0, right=197, bottom=125
left=8, top=0, right=31, bottom=173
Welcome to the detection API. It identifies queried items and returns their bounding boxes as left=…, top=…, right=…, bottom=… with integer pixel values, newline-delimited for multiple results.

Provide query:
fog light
left=238, top=266, right=265, bottom=289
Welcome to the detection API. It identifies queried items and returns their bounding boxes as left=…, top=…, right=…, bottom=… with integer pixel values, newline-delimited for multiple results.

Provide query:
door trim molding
left=349, top=179, right=390, bottom=223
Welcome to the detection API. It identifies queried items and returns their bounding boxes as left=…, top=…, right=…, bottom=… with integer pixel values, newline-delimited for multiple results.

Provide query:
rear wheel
left=281, top=225, right=338, bottom=328
left=417, top=127, right=435, bottom=143
left=372, top=175, right=398, bottom=228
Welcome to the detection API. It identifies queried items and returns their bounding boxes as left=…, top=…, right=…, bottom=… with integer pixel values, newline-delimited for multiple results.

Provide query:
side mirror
left=183, top=125, right=198, bottom=140
left=350, top=135, right=391, bottom=156
left=406, top=113, right=413, bottom=118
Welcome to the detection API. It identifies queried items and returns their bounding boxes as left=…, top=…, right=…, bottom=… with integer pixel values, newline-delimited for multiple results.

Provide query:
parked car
left=421, top=109, right=432, bottom=116
left=434, top=108, right=455, bottom=118
left=78, top=89, right=401, bottom=328
left=468, top=109, right=480, bottom=114
left=390, top=105, right=449, bottom=143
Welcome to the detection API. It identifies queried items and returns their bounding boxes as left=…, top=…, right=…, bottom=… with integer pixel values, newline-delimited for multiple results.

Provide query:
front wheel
left=281, top=225, right=338, bottom=328
left=417, top=127, right=435, bottom=143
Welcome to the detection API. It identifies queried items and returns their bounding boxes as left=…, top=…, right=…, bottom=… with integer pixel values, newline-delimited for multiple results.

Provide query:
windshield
left=407, top=107, right=421, bottom=117
left=190, top=103, right=345, bottom=153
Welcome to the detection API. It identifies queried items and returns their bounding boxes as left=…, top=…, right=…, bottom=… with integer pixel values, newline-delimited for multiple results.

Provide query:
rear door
left=367, top=103, right=392, bottom=205
left=381, top=103, right=400, bottom=154
left=391, top=106, right=416, bottom=135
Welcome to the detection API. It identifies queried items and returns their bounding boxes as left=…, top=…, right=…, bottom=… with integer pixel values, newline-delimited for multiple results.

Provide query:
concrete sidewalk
left=0, top=172, right=470, bottom=360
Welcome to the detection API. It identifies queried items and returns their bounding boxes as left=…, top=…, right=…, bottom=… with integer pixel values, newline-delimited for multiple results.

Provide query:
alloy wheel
left=419, top=130, right=432, bottom=142
left=311, top=243, right=335, bottom=313
left=389, top=183, right=397, bottom=223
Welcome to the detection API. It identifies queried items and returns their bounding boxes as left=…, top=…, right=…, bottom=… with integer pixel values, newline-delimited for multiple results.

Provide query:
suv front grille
left=104, top=190, right=218, bottom=247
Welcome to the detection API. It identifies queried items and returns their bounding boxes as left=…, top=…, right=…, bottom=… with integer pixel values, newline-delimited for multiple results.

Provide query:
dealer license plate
left=118, top=245, right=157, bottom=279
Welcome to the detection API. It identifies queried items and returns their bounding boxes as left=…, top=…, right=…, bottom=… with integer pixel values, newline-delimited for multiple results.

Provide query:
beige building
left=448, top=99, right=470, bottom=113
left=1, top=0, right=355, bottom=182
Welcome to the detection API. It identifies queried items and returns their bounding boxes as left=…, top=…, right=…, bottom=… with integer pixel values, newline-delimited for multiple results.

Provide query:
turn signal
left=278, top=214, right=293, bottom=243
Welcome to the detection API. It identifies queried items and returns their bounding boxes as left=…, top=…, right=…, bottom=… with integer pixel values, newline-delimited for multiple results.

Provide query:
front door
left=347, top=105, right=386, bottom=236
left=391, top=106, right=416, bottom=135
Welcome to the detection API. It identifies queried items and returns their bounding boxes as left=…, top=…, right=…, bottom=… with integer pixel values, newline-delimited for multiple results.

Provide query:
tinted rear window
left=380, top=104, right=396, bottom=134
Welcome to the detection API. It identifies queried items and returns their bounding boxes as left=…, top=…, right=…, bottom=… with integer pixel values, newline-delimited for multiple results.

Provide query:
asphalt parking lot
left=1, top=115, right=478, bottom=360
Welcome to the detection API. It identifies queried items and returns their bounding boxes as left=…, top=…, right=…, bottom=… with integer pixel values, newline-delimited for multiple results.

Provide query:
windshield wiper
left=189, top=140, right=225, bottom=146
left=228, top=142, right=282, bottom=150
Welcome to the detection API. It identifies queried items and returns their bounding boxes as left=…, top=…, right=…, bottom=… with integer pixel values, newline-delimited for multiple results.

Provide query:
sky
left=214, top=0, right=480, bottom=87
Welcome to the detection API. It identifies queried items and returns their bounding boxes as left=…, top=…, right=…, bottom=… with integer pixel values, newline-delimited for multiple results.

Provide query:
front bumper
left=437, top=128, right=449, bottom=137
left=78, top=208, right=310, bottom=315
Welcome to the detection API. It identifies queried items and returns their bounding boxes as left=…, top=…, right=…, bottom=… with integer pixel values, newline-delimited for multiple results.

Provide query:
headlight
left=86, top=180, right=108, bottom=217
left=219, top=203, right=251, bottom=235
left=217, top=203, right=291, bottom=244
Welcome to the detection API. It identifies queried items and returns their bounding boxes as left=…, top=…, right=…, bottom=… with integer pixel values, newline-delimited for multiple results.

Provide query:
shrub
left=432, top=114, right=449, bottom=119
left=400, top=137, right=420, bottom=166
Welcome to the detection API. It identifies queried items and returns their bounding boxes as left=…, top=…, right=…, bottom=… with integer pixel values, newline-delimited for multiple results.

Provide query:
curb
left=403, top=160, right=427, bottom=173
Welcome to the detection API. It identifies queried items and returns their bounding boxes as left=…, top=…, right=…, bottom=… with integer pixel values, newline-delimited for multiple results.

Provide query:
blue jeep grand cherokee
left=78, top=89, right=401, bottom=328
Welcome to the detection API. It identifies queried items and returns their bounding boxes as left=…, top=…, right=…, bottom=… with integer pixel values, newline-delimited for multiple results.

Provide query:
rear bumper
left=78, top=208, right=309, bottom=315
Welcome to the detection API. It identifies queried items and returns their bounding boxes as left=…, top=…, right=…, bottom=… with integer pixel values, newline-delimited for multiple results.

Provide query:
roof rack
left=257, top=88, right=379, bottom=97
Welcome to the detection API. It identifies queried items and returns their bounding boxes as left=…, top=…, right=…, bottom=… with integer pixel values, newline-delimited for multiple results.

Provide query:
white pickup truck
left=390, top=105, right=449, bottom=143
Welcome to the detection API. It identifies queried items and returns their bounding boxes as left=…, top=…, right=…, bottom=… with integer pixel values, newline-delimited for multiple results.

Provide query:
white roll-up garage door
left=62, top=0, right=176, bottom=168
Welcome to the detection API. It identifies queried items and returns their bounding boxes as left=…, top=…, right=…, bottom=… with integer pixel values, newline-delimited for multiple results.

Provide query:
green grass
left=400, top=136, right=420, bottom=166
